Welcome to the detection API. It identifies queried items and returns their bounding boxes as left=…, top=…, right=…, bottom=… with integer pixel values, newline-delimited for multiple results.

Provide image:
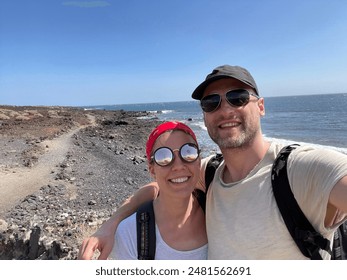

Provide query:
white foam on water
left=264, top=136, right=347, bottom=155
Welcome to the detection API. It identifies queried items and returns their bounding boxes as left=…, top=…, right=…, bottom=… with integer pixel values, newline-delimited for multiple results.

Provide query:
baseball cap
left=192, top=65, right=259, bottom=100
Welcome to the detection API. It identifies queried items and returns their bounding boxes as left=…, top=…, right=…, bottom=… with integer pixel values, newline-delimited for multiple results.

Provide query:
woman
left=108, top=121, right=207, bottom=259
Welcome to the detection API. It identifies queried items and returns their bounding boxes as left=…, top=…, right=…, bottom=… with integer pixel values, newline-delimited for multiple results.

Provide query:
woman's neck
left=153, top=194, right=196, bottom=227
left=153, top=193, right=207, bottom=251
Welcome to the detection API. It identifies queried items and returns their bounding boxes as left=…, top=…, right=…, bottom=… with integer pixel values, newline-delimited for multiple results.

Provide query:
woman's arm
left=78, top=182, right=159, bottom=259
left=329, top=176, right=347, bottom=213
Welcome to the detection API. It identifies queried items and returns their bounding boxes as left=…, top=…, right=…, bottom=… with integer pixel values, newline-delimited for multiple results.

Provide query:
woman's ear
left=149, top=164, right=156, bottom=179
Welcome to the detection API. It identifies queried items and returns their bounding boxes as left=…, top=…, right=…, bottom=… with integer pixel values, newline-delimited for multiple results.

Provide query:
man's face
left=202, top=78, right=265, bottom=149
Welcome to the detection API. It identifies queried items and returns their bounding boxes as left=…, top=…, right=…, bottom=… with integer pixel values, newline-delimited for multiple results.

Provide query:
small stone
left=88, top=200, right=96, bottom=206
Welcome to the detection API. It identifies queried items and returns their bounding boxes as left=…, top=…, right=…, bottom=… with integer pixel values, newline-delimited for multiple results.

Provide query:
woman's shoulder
left=117, top=212, right=137, bottom=234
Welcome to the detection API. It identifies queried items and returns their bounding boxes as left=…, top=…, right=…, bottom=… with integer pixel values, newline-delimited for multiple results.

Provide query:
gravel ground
left=0, top=105, right=160, bottom=259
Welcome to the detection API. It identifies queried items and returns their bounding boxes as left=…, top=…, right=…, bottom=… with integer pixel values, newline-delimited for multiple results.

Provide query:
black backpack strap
left=136, top=200, right=156, bottom=260
left=194, top=189, right=207, bottom=213
left=205, top=153, right=223, bottom=192
left=332, top=221, right=347, bottom=260
left=196, top=153, right=223, bottom=213
left=271, top=144, right=332, bottom=260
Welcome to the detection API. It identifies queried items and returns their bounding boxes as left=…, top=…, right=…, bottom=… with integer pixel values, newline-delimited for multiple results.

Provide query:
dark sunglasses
left=200, top=89, right=259, bottom=113
left=151, top=143, right=200, bottom=167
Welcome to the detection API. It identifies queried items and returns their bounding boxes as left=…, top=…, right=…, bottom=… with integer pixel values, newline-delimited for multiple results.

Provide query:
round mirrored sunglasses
left=151, top=143, right=200, bottom=167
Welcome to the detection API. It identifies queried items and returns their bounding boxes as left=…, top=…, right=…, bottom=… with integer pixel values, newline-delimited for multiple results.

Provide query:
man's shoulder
left=270, top=141, right=318, bottom=160
left=201, top=154, right=218, bottom=164
left=287, top=144, right=345, bottom=163
left=201, top=154, right=220, bottom=171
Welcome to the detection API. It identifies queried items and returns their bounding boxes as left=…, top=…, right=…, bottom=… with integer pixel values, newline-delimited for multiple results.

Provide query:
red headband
left=146, top=121, right=198, bottom=162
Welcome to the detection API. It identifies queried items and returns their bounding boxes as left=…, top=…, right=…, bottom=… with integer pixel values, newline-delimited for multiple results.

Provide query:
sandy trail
left=0, top=115, right=96, bottom=216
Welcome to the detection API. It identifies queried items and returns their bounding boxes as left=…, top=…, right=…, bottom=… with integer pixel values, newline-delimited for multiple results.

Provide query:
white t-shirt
left=203, top=142, right=347, bottom=260
left=109, top=213, right=208, bottom=260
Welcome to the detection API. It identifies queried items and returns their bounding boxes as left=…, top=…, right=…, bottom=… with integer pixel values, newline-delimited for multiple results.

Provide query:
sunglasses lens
left=200, top=94, right=221, bottom=112
left=153, top=147, right=173, bottom=166
left=201, top=89, right=254, bottom=112
left=152, top=144, right=199, bottom=166
left=226, top=89, right=250, bottom=106
left=180, top=143, right=199, bottom=162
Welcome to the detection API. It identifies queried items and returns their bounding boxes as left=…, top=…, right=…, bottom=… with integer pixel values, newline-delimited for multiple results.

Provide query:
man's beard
left=206, top=117, right=259, bottom=149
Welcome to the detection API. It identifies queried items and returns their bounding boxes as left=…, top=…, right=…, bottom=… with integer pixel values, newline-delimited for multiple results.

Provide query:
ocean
left=85, top=93, right=347, bottom=156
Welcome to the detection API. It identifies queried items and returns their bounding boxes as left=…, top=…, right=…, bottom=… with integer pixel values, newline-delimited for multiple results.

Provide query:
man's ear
left=258, top=98, right=265, bottom=117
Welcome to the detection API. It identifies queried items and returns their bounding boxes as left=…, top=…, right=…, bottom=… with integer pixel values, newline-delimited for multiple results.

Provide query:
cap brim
left=192, top=75, right=258, bottom=100
left=191, top=75, right=230, bottom=100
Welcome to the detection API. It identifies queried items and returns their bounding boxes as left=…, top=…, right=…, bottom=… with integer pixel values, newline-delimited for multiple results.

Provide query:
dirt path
left=0, top=115, right=96, bottom=216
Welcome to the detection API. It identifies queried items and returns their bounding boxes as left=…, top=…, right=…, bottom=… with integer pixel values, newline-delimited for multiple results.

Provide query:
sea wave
left=195, top=121, right=207, bottom=130
left=145, top=109, right=174, bottom=115
left=264, top=136, right=347, bottom=155
left=136, top=115, right=158, bottom=120
left=161, top=110, right=174, bottom=114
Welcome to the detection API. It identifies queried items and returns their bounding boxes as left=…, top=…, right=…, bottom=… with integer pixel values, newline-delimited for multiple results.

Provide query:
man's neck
left=220, top=137, right=270, bottom=183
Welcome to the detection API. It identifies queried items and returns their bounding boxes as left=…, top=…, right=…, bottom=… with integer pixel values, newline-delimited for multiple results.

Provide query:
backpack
left=136, top=145, right=347, bottom=260
left=271, top=145, right=346, bottom=260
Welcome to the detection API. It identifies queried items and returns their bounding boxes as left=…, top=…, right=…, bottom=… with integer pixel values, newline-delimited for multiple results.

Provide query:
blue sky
left=1, top=0, right=347, bottom=106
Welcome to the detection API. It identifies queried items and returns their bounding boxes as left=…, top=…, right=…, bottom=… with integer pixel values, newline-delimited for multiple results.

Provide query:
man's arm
left=78, top=182, right=159, bottom=260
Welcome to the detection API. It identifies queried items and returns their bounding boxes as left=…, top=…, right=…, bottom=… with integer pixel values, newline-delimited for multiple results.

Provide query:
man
left=79, top=65, right=347, bottom=259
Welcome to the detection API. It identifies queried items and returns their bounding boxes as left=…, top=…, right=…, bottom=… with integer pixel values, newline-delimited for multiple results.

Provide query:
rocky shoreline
left=0, top=105, right=160, bottom=259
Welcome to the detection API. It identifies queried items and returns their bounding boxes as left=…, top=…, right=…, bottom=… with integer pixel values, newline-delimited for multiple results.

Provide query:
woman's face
left=149, top=130, right=201, bottom=199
